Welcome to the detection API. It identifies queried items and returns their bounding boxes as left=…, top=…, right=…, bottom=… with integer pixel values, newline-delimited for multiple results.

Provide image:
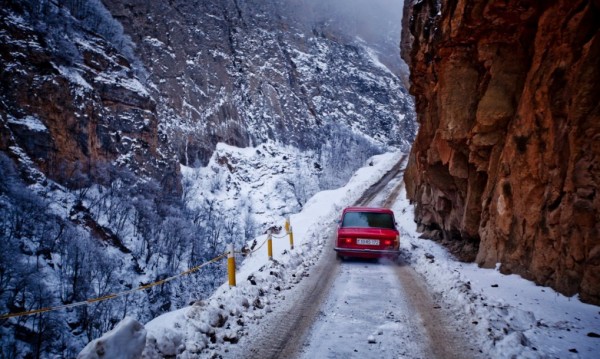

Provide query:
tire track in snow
left=392, top=259, right=478, bottom=359
left=236, top=156, right=407, bottom=359
left=355, top=155, right=407, bottom=207
left=238, top=232, right=341, bottom=359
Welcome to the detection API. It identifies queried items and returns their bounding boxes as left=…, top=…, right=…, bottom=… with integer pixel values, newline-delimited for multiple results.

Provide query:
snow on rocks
left=7, top=114, right=49, bottom=132
left=77, top=317, right=146, bottom=359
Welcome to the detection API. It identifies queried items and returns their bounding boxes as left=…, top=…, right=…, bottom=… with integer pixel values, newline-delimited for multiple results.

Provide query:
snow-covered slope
left=80, top=151, right=403, bottom=358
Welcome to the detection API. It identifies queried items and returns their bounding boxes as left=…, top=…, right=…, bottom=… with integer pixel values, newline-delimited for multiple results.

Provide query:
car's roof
left=342, top=206, right=394, bottom=214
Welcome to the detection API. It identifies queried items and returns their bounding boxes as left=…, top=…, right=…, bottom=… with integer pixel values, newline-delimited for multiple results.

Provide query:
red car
left=335, top=207, right=400, bottom=260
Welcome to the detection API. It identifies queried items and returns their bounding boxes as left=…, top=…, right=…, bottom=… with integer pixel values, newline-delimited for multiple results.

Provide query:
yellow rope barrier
left=0, top=219, right=296, bottom=320
left=235, top=235, right=270, bottom=256
left=0, top=252, right=228, bottom=320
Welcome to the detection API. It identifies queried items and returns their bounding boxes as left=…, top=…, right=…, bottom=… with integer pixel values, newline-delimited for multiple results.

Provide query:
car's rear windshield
left=341, top=212, right=395, bottom=229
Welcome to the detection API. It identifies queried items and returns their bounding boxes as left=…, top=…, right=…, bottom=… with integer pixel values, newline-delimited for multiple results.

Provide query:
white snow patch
left=7, top=115, right=48, bottom=132
left=363, top=46, right=394, bottom=76
left=56, top=65, right=93, bottom=90
left=143, top=36, right=166, bottom=47
left=94, top=73, right=150, bottom=97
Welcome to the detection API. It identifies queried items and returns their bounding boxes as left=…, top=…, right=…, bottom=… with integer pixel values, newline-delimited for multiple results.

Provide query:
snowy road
left=297, top=157, right=479, bottom=359
left=234, top=156, right=480, bottom=358
left=298, top=259, right=455, bottom=359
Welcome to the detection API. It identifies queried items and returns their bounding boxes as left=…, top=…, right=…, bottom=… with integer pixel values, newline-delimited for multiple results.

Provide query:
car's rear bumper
left=334, top=247, right=400, bottom=259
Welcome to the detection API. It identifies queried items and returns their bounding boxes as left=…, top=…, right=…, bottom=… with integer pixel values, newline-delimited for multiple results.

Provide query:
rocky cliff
left=103, top=0, right=415, bottom=167
left=2, top=0, right=415, bottom=188
left=0, top=1, right=178, bottom=189
left=402, top=0, right=600, bottom=304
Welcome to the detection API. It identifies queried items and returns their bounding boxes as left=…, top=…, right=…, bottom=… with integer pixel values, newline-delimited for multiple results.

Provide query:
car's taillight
left=340, top=237, right=352, bottom=244
left=384, top=239, right=393, bottom=246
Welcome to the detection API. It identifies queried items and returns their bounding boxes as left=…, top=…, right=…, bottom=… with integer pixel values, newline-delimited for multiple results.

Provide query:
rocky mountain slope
left=0, top=1, right=177, bottom=189
left=103, top=0, right=415, bottom=167
left=2, top=0, right=415, bottom=185
left=401, top=0, right=599, bottom=304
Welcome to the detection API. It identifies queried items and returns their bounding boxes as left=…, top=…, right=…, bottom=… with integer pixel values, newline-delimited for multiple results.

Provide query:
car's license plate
left=357, top=238, right=380, bottom=246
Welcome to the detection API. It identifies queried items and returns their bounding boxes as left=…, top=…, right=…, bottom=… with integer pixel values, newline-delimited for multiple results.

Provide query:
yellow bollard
left=284, top=218, right=290, bottom=234
left=267, top=233, right=273, bottom=260
left=289, top=225, right=294, bottom=250
left=227, top=243, right=236, bottom=287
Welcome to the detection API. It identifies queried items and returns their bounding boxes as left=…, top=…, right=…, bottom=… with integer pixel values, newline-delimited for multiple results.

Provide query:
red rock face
left=402, top=0, right=600, bottom=304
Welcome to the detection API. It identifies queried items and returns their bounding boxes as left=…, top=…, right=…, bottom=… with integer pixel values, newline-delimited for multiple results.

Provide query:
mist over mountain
left=282, top=0, right=406, bottom=73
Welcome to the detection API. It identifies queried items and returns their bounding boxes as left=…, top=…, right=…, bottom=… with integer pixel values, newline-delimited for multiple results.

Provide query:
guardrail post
left=285, top=217, right=294, bottom=250
left=267, top=232, right=273, bottom=260
left=227, top=243, right=236, bottom=287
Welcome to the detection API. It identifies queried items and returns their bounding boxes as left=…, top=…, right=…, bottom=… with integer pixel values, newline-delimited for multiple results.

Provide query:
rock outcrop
left=0, top=1, right=178, bottom=189
left=402, top=0, right=600, bottom=304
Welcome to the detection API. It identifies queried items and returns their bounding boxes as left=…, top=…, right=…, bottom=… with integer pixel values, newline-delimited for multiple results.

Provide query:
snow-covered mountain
left=103, top=0, right=415, bottom=166
left=0, top=0, right=415, bottom=357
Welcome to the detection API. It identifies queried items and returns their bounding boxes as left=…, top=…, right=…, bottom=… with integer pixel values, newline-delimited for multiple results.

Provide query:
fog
left=285, top=0, right=404, bottom=45
left=282, top=0, right=406, bottom=73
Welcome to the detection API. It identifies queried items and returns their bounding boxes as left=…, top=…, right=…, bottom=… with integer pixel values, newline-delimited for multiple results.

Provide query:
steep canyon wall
left=402, top=0, right=600, bottom=304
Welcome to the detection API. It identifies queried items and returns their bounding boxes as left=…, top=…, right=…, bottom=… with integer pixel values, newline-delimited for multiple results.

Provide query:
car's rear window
left=341, top=212, right=395, bottom=229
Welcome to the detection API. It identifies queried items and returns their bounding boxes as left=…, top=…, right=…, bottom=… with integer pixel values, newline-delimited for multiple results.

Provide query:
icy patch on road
left=298, top=261, right=433, bottom=359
